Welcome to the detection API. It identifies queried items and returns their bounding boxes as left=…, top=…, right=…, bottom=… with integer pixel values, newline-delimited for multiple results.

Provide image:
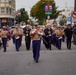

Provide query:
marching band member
left=51, top=25, right=57, bottom=46
left=30, top=25, right=44, bottom=63
left=0, top=29, right=2, bottom=48
left=61, top=27, right=65, bottom=42
left=19, top=27, right=23, bottom=47
left=11, top=26, right=15, bottom=44
left=64, top=24, right=73, bottom=50
left=44, top=24, right=52, bottom=50
left=1, top=26, right=8, bottom=52
left=7, top=27, right=12, bottom=40
left=24, top=25, right=31, bottom=50
left=13, top=26, right=20, bottom=51
left=57, top=27, right=63, bottom=50
left=55, top=27, right=62, bottom=50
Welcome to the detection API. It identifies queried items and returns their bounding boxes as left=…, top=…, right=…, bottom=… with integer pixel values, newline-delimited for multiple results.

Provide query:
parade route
left=0, top=38, right=76, bottom=75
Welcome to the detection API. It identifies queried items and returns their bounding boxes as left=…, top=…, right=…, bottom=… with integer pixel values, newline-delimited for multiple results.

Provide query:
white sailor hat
left=26, top=24, right=30, bottom=26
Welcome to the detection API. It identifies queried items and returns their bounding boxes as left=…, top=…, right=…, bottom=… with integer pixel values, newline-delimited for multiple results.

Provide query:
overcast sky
left=16, top=0, right=74, bottom=14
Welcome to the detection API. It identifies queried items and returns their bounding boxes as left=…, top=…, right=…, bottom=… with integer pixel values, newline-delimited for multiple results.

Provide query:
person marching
left=0, top=28, right=2, bottom=48
left=13, top=26, right=20, bottom=51
left=11, top=26, right=15, bottom=44
left=73, top=25, right=76, bottom=45
left=30, top=25, right=43, bottom=63
left=24, top=25, right=31, bottom=50
left=51, top=25, right=57, bottom=46
left=61, top=27, right=65, bottom=42
left=55, top=27, right=63, bottom=50
left=44, top=24, right=52, bottom=50
left=19, top=27, right=23, bottom=47
left=1, top=26, right=8, bottom=52
left=7, top=27, right=12, bottom=40
left=64, top=24, right=73, bottom=50
left=42, top=26, right=48, bottom=49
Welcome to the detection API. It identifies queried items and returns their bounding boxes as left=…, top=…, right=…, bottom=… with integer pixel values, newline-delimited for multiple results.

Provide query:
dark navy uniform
left=1, top=27, right=8, bottom=52
left=44, top=27, right=52, bottom=50
left=64, top=25, right=73, bottom=50
left=13, top=27, right=20, bottom=51
left=24, top=26, right=31, bottom=50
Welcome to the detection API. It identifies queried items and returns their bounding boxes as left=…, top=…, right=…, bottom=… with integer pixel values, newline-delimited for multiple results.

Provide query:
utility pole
left=47, top=0, right=50, bottom=20
left=74, top=0, right=76, bottom=10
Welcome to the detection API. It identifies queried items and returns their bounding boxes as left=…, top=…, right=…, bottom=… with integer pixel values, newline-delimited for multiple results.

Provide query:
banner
left=44, top=4, right=52, bottom=14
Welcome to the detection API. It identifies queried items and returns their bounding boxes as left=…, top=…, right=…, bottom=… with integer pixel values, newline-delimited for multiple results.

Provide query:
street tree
left=15, top=8, right=29, bottom=24
left=59, top=15, right=67, bottom=26
left=30, top=0, right=59, bottom=25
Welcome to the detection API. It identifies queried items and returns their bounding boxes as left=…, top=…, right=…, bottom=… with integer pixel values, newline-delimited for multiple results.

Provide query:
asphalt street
left=0, top=37, right=76, bottom=75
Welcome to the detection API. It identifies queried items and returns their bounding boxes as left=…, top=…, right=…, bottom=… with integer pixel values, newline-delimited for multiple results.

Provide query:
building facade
left=0, top=0, right=15, bottom=27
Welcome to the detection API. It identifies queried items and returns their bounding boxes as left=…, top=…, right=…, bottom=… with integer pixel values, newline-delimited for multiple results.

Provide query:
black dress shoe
left=49, top=48, right=51, bottom=50
left=16, top=50, right=19, bottom=52
left=59, top=48, right=61, bottom=50
left=69, top=48, right=71, bottom=50
left=4, top=50, right=6, bottom=52
left=36, top=60, right=38, bottom=63
left=27, top=49, right=30, bottom=50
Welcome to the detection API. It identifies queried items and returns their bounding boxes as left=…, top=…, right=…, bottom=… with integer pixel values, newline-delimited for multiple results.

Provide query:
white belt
left=16, top=37, right=19, bottom=39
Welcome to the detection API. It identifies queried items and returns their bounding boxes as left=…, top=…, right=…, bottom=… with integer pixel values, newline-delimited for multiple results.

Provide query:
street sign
left=67, top=16, right=72, bottom=22
left=44, top=5, right=52, bottom=14
left=72, top=11, right=76, bottom=18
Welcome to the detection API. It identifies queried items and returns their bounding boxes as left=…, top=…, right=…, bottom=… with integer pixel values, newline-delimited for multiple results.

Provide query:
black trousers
left=25, top=37, right=31, bottom=50
left=46, top=36, right=52, bottom=50
left=58, top=39, right=62, bottom=50
left=43, top=36, right=48, bottom=49
left=66, top=37, right=71, bottom=49
left=0, top=41, right=2, bottom=47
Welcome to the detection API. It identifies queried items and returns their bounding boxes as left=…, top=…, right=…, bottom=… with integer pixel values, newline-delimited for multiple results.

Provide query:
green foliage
left=30, top=0, right=59, bottom=24
left=15, top=8, right=29, bottom=24
left=59, top=15, right=67, bottom=26
left=62, top=15, right=66, bottom=18
left=37, top=20, right=43, bottom=25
